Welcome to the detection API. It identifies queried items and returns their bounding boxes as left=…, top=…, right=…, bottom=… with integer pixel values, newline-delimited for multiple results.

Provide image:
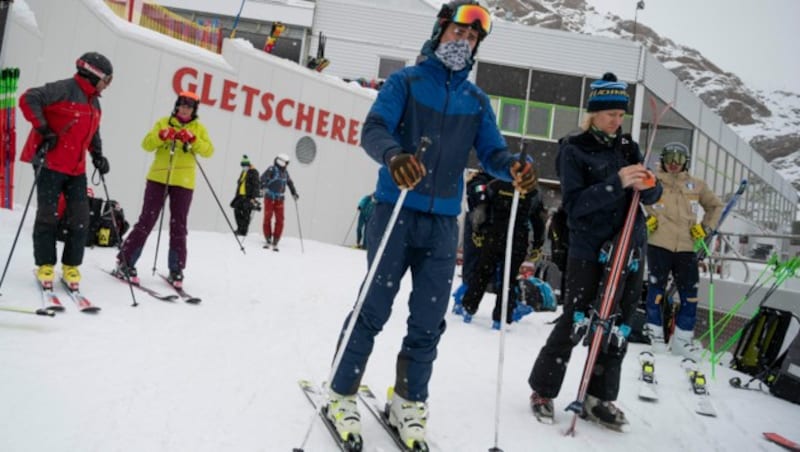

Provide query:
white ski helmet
left=275, top=153, right=290, bottom=167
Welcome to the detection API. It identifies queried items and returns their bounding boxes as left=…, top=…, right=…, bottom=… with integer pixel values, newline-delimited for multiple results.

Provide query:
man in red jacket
left=19, top=52, right=112, bottom=290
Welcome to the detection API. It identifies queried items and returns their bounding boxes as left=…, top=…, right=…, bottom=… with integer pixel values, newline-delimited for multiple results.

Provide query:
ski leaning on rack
left=564, top=98, right=672, bottom=437
left=159, top=274, right=201, bottom=304
left=680, top=358, right=717, bottom=417
left=357, top=385, right=430, bottom=452
left=59, top=279, right=101, bottom=313
left=106, top=270, right=179, bottom=302
left=638, top=351, right=658, bottom=401
left=296, top=379, right=363, bottom=452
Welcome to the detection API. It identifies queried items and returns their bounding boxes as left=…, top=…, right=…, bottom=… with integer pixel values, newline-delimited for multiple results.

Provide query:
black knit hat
left=587, top=72, right=630, bottom=112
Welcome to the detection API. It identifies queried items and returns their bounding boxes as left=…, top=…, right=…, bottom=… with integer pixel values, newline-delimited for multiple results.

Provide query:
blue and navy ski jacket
left=361, top=41, right=515, bottom=216
left=260, top=165, right=297, bottom=201
left=557, top=131, right=662, bottom=261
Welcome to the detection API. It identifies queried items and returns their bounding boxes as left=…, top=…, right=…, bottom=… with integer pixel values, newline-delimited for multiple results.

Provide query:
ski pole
left=713, top=257, right=799, bottom=360
left=151, top=138, right=177, bottom=276
left=95, top=170, right=139, bottom=307
left=0, top=118, right=76, bottom=294
left=0, top=304, right=55, bottom=316
left=697, top=260, right=774, bottom=346
left=192, top=152, right=246, bottom=254
left=292, top=195, right=304, bottom=254
left=342, top=210, right=358, bottom=246
left=490, top=148, right=528, bottom=452
left=295, top=136, right=431, bottom=452
left=0, top=155, right=41, bottom=295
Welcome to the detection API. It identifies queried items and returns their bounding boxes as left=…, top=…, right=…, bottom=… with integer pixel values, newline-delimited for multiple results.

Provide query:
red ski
left=764, top=433, right=800, bottom=452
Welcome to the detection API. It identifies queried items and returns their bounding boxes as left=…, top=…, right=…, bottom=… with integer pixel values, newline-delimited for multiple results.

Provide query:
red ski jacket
left=19, top=74, right=102, bottom=176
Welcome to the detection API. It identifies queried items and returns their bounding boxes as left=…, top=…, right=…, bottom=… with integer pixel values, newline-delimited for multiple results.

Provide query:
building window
left=378, top=57, right=406, bottom=79
left=525, top=102, right=552, bottom=138
left=499, top=99, right=525, bottom=135
left=552, top=106, right=580, bottom=141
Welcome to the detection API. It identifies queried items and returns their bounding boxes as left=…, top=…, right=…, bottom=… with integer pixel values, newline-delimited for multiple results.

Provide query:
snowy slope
left=1, top=206, right=798, bottom=452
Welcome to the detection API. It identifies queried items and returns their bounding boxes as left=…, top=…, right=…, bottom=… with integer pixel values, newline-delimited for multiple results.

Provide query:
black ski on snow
left=638, top=351, right=658, bottom=401
left=158, top=274, right=201, bottom=304
left=680, top=358, right=717, bottom=417
left=357, top=385, right=430, bottom=452
left=297, top=379, right=363, bottom=452
left=59, top=279, right=101, bottom=313
left=106, top=270, right=179, bottom=302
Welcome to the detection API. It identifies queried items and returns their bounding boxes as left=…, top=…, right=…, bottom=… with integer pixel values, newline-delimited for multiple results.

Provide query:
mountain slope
left=484, top=0, right=800, bottom=192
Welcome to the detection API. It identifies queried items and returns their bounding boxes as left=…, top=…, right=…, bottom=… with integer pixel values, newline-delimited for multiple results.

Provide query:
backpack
left=516, top=275, right=557, bottom=312
left=94, top=200, right=129, bottom=247
left=732, top=307, right=800, bottom=404
left=56, top=196, right=103, bottom=246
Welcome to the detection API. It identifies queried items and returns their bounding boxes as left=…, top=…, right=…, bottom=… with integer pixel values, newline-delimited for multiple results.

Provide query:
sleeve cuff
left=383, top=147, right=402, bottom=166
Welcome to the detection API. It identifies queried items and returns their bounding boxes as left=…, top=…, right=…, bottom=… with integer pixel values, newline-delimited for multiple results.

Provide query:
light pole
left=633, top=1, right=645, bottom=41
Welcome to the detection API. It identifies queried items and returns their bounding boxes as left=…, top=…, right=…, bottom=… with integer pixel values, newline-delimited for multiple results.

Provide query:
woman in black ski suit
left=527, top=73, right=662, bottom=428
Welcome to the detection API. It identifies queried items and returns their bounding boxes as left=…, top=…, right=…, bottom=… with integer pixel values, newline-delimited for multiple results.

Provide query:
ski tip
left=36, top=309, right=56, bottom=317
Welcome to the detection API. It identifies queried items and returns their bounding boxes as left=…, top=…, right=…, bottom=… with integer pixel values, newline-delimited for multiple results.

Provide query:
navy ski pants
left=331, top=203, right=458, bottom=402
left=645, top=245, right=700, bottom=331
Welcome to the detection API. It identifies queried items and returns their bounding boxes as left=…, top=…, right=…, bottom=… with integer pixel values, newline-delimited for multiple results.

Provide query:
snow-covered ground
left=0, top=206, right=798, bottom=452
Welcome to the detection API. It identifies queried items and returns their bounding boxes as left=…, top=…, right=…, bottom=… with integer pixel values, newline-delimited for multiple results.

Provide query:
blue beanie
left=587, top=72, right=629, bottom=112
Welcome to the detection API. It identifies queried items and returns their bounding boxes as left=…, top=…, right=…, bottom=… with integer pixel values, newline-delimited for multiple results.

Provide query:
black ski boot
left=583, top=395, right=629, bottom=432
left=530, top=391, right=554, bottom=424
left=168, top=270, right=184, bottom=289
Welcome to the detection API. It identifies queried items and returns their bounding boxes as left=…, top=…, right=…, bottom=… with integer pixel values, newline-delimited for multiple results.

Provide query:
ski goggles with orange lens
left=449, top=4, right=492, bottom=36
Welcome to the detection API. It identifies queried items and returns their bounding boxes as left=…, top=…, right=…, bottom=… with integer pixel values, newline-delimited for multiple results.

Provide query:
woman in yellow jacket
left=114, top=91, right=214, bottom=287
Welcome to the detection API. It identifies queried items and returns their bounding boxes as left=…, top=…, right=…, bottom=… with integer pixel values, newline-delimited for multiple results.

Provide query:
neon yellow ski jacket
left=142, top=116, right=214, bottom=189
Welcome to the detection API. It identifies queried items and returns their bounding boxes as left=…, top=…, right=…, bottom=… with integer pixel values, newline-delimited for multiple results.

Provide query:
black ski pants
left=462, top=229, right=527, bottom=323
left=528, top=256, right=644, bottom=401
left=232, top=197, right=254, bottom=235
left=33, top=167, right=89, bottom=266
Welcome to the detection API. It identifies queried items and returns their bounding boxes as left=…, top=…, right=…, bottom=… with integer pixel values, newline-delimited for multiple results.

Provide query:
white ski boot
left=325, top=389, right=361, bottom=441
left=672, top=328, right=704, bottom=362
left=645, top=322, right=667, bottom=354
left=387, top=387, right=428, bottom=449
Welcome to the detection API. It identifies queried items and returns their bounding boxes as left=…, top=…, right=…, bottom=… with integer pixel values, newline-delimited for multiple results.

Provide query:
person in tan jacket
left=643, top=142, right=722, bottom=359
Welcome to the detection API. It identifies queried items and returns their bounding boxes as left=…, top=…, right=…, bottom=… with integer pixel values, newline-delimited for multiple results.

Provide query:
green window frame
left=498, top=98, right=526, bottom=135
left=525, top=101, right=553, bottom=139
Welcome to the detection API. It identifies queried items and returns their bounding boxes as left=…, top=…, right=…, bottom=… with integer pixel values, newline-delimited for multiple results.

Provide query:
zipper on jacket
left=428, top=72, right=452, bottom=213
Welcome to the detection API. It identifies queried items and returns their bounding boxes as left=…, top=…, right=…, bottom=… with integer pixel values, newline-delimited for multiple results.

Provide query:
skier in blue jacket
left=324, top=1, right=537, bottom=448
